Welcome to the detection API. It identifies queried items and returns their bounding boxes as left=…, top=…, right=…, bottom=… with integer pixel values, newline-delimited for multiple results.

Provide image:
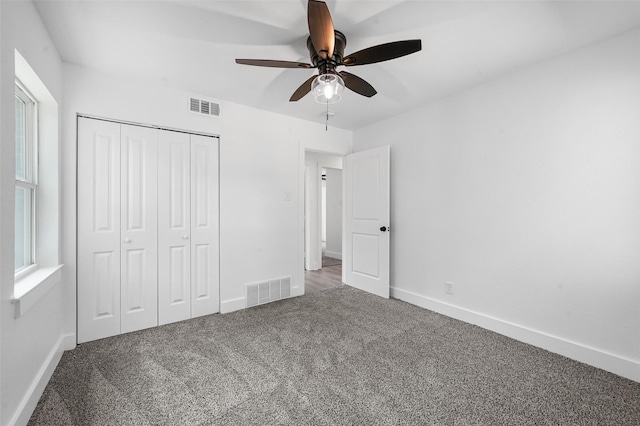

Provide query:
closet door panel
left=77, top=118, right=122, bottom=343
left=191, top=135, right=220, bottom=317
left=120, top=124, right=158, bottom=334
left=158, top=131, right=191, bottom=325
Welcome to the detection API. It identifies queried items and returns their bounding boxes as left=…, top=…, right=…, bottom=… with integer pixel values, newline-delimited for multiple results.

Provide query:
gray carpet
left=29, top=286, right=640, bottom=425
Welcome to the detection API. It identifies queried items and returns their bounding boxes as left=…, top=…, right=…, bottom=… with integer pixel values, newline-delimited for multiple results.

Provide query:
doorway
left=304, top=151, right=343, bottom=294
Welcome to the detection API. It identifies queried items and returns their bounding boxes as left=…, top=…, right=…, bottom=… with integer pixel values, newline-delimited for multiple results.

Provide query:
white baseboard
left=391, top=287, right=640, bottom=383
left=220, top=297, right=245, bottom=314
left=10, top=333, right=72, bottom=426
left=324, top=251, right=342, bottom=260
left=62, top=333, right=76, bottom=351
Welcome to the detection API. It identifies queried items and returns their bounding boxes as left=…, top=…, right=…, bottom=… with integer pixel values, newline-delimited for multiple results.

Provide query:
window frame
left=15, top=79, right=39, bottom=278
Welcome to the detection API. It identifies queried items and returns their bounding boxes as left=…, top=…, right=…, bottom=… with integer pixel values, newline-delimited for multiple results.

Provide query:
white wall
left=0, top=3, right=4, bottom=421
left=0, top=2, right=67, bottom=425
left=62, top=65, right=352, bottom=320
left=325, top=168, right=342, bottom=259
left=353, top=29, right=640, bottom=382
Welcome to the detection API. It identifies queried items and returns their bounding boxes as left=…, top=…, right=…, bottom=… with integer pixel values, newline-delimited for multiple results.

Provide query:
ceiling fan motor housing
left=308, top=30, right=346, bottom=75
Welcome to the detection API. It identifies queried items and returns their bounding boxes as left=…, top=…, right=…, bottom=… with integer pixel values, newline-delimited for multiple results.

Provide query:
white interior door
left=343, top=145, right=390, bottom=298
left=77, top=118, right=122, bottom=343
left=120, top=124, right=158, bottom=334
left=158, top=130, right=191, bottom=325
left=190, top=134, right=220, bottom=317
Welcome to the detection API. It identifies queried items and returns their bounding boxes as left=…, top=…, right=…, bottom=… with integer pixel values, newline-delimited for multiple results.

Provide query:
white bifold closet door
left=120, top=124, right=158, bottom=334
left=157, top=131, right=219, bottom=325
left=78, top=120, right=158, bottom=342
left=78, top=119, right=122, bottom=342
left=78, top=117, right=219, bottom=343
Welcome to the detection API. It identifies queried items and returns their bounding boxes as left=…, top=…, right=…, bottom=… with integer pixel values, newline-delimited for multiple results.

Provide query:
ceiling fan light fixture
left=312, top=73, right=345, bottom=104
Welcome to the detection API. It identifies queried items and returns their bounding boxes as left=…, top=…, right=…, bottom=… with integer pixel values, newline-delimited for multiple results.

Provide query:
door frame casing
left=304, top=160, right=322, bottom=271
left=298, top=145, right=346, bottom=296
left=304, top=153, right=344, bottom=272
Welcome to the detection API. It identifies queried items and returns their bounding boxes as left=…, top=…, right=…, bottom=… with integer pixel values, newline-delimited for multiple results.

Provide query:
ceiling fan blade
left=343, top=40, right=422, bottom=66
left=290, top=75, right=317, bottom=101
left=339, top=71, right=377, bottom=98
left=308, top=0, right=335, bottom=59
left=236, top=59, right=313, bottom=69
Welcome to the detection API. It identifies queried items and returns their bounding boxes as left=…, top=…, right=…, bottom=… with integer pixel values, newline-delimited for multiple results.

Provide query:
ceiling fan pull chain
left=326, top=100, right=329, bottom=131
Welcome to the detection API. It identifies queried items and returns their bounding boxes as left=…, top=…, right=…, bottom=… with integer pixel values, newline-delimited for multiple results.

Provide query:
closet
left=77, top=117, right=219, bottom=343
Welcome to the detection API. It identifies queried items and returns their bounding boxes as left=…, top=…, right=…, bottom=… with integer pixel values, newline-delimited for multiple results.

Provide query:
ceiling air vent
left=188, top=96, right=220, bottom=117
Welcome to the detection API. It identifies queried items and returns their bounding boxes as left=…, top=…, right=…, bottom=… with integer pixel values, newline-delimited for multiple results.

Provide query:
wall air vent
left=188, top=96, right=220, bottom=117
left=246, top=277, right=292, bottom=308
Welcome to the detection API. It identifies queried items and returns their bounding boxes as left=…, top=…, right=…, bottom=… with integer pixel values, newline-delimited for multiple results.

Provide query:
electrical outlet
left=445, top=281, right=454, bottom=295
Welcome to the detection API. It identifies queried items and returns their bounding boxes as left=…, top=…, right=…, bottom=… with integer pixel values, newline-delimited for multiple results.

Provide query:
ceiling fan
left=235, top=0, right=422, bottom=104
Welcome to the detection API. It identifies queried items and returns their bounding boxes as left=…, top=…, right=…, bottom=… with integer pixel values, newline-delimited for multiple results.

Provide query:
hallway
left=305, top=256, right=342, bottom=294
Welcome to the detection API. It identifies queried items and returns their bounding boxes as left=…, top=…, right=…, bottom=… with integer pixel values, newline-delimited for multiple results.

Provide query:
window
left=12, top=49, right=62, bottom=318
left=15, top=80, right=38, bottom=275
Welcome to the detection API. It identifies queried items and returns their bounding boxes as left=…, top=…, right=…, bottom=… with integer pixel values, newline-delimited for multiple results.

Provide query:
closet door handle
left=182, top=235, right=189, bottom=240
left=123, top=238, right=132, bottom=243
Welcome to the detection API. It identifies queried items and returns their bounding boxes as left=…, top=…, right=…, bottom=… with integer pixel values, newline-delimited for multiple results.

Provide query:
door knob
left=123, top=238, right=131, bottom=243
left=380, top=226, right=387, bottom=232
left=182, top=235, right=189, bottom=240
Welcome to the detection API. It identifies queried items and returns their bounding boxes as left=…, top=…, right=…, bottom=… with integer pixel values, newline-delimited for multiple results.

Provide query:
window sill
left=12, top=265, right=63, bottom=319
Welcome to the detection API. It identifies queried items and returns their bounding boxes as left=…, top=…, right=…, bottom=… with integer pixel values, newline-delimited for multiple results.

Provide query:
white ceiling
left=34, top=0, right=640, bottom=131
